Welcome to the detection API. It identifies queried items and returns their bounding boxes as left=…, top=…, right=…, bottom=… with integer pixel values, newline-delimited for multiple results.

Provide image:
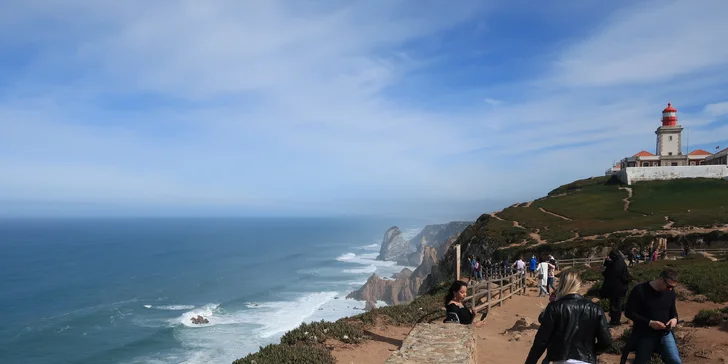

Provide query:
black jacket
left=525, top=294, right=612, bottom=364
left=600, top=251, right=630, bottom=298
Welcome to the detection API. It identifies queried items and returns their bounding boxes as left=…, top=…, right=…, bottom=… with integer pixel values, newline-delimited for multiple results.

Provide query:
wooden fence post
left=456, top=244, right=461, bottom=281
left=486, top=279, right=492, bottom=312
left=499, top=276, right=504, bottom=307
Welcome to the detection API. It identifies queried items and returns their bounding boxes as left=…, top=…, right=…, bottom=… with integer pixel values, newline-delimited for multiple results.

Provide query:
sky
left=2, top=0, right=728, bottom=220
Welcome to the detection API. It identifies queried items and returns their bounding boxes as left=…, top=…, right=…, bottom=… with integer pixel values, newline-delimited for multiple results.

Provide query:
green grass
left=630, top=179, right=728, bottom=227
left=233, top=344, right=335, bottom=364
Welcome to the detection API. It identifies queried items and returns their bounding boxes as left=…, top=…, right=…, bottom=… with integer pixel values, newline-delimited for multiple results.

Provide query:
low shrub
left=280, top=320, right=365, bottom=345
left=232, top=343, right=335, bottom=364
left=692, top=307, right=728, bottom=328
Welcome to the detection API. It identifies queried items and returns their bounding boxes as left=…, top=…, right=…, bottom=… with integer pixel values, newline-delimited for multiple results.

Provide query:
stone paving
left=385, top=323, right=476, bottom=364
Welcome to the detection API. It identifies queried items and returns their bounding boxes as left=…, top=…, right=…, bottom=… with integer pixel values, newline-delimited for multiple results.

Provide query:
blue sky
left=2, top=0, right=728, bottom=219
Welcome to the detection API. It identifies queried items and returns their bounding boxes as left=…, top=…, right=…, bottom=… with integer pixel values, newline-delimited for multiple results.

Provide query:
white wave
left=343, top=264, right=377, bottom=274
left=357, top=243, right=380, bottom=250
left=172, top=304, right=222, bottom=327
left=145, top=304, right=196, bottom=311
left=336, top=252, right=395, bottom=267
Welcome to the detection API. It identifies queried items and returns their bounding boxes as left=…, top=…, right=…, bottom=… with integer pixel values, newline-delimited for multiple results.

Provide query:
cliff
left=377, top=226, right=412, bottom=264
left=348, top=246, right=439, bottom=307
left=377, top=222, right=472, bottom=266
left=408, top=221, right=472, bottom=259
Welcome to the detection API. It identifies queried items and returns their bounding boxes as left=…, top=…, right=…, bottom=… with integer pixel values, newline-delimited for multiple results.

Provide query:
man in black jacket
left=600, top=250, right=630, bottom=325
left=624, top=268, right=682, bottom=364
left=525, top=272, right=612, bottom=364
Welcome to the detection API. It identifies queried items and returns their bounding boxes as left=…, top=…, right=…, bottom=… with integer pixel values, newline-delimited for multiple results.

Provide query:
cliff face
left=348, top=246, right=439, bottom=307
left=377, top=226, right=412, bottom=264
left=408, top=221, right=472, bottom=259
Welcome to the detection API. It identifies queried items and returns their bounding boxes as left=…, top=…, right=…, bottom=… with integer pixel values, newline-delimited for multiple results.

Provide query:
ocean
left=0, top=217, right=426, bottom=364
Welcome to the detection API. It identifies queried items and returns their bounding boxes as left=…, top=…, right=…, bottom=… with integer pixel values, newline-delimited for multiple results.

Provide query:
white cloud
left=704, top=101, right=728, bottom=117
left=1, top=0, right=728, bottom=217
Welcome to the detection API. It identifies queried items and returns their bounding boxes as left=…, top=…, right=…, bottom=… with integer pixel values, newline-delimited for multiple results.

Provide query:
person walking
left=624, top=268, right=682, bottom=364
left=530, top=255, right=538, bottom=278
left=547, top=261, right=557, bottom=293
left=513, top=256, right=527, bottom=295
left=600, top=250, right=630, bottom=326
left=474, top=257, right=482, bottom=281
left=525, top=271, right=612, bottom=364
left=536, top=257, right=552, bottom=297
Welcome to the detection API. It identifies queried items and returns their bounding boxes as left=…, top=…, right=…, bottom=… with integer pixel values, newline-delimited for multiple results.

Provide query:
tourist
left=530, top=255, right=538, bottom=278
left=466, top=255, right=474, bottom=280
left=443, top=280, right=484, bottom=327
left=536, top=257, right=552, bottom=297
left=600, top=250, right=630, bottom=326
left=547, top=260, right=556, bottom=293
left=525, top=271, right=612, bottom=364
left=512, top=256, right=527, bottom=294
left=474, top=257, right=482, bottom=281
left=624, top=267, right=681, bottom=364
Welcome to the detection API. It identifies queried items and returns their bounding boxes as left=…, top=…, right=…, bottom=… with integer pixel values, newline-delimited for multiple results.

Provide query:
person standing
left=624, top=268, right=681, bottom=364
left=600, top=250, right=630, bottom=326
left=547, top=261, right=556, bottom=293
left=525, top=271, right=612, bottom=364
left=513, top=256, right=527, bottom=295
left=530, top=255, right=538, bottom=278
left=536, top=257, right=553, bottom=297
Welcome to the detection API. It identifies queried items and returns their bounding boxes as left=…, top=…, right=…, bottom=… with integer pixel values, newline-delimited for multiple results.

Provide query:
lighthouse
left=655, top=103, right=683, bottom=158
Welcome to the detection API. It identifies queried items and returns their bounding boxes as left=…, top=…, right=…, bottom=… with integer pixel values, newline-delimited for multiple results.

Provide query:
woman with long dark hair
left=443, top=280, right=484, bottom=327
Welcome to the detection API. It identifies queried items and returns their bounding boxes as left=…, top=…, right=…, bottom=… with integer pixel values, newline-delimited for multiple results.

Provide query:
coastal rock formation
left=346, top=272, right=416, bottom=306
left=377, top=226, right=412, bottom=264
left=348, top=246, right=439, bottom=306
left=408, top=222, right=472, bottom=259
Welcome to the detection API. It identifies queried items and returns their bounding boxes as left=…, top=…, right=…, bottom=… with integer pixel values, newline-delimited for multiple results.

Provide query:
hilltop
left=234, top=176, right=728, bottom=364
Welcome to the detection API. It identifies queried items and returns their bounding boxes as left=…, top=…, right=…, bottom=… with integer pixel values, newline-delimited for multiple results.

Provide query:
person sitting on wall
left=443, top=280, right=485, bottom=327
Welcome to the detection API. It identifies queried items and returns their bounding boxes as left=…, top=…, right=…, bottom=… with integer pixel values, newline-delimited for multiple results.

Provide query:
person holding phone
left=624, top=268, right=682, bottom=364
left=443, top=280, right=485, bottom=327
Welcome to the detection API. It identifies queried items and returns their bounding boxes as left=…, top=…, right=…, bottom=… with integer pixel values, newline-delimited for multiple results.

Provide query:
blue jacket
left=530, top=258, right=538, bottom=270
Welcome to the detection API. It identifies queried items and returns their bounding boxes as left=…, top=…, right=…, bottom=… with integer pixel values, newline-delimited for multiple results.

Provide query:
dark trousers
left=609, top=292, right=623, bottom=324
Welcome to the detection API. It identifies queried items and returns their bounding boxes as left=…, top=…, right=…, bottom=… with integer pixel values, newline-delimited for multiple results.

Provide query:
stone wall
left=385, top=323, right=476, bottom=364
left=617, top=165, right=728, bottom=185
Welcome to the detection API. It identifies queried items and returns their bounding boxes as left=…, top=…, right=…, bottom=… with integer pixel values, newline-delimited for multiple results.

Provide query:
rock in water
left=376, top=226, right=412, bottom=264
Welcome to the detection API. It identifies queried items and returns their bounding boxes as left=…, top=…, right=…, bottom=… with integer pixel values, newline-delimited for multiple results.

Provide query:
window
left=669, top=136, right=673, bottom=141
left=669, top=152, right=673, bottom=156
left=671, top=162, right=678, bottom=166
left=690, top=162, right=696, bottom=166
left=653, top=162, right=658, bottom=166
left=642, top=162, right=649, bottom=167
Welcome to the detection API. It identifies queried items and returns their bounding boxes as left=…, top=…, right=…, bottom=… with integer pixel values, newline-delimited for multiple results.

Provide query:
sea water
left=0, top=217, right=424, bottom=364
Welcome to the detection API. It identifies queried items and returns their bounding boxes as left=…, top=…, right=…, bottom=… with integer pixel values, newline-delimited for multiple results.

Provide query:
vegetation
left=232, top=343, right=335, bottom=364
left=692, top=307, right=728, bottom=330
left=280, top=320, right=365, bottom=345
left=630, top=179, right=728, bottom=227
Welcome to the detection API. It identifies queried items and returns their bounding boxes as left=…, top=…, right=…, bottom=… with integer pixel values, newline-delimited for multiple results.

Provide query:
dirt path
left=618, top=187, right=633, bottom=211
left=513, top=220, right=522, bottom=228
left=525, top=200, right=533, bottom=208
left=538, top=207, right=572, bottom=221
left=490, top=212, right=505, bottom=221
left=664, top=216, right=676, bottom=229
left=529, top=229, right=547, bottom=246
left=701, top=251, right=719, bottom=262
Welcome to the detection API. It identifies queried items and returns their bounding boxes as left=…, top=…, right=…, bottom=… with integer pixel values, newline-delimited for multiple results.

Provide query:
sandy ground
left=332, top=282, right=728, bottom=364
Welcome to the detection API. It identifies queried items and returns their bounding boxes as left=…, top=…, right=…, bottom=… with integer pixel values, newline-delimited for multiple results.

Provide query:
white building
left=619, top=103, right=712, bottom=169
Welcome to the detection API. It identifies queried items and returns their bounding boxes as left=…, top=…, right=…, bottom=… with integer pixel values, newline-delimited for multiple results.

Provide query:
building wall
left=657, top=127, right=682, bottom=156
left=617, top=165, right=728, bottom=185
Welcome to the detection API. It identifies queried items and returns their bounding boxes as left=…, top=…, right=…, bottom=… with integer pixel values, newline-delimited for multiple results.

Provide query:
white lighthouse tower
left=655, top=103, right=683, bottom=160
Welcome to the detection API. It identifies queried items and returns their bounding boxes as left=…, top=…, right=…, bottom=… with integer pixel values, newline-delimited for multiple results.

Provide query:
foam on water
left=343, top=264, right=377, bottom=274
left=145, top=305, right=195, bottom=311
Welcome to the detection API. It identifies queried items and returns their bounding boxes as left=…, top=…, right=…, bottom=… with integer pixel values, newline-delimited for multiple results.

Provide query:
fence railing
left=666, top=248, right=728, bottom=255
left=464, top=270, right=527, bottom=314
left=557, top=257, right=606, bottom=267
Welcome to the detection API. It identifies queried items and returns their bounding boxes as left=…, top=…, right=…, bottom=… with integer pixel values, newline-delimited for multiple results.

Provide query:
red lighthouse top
left=661, top=102, right=678, bottom=126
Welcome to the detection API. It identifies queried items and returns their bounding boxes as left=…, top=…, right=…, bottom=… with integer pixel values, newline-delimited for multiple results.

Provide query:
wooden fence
left=464, top=270, right=527, bottom=315
left=557, top=257, right=607, bottom=268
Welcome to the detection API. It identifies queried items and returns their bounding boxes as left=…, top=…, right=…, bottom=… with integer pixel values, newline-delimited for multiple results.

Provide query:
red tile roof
left=688, top=149, right=712, bottom=156
left=633, top=150, right=655, bottom=157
